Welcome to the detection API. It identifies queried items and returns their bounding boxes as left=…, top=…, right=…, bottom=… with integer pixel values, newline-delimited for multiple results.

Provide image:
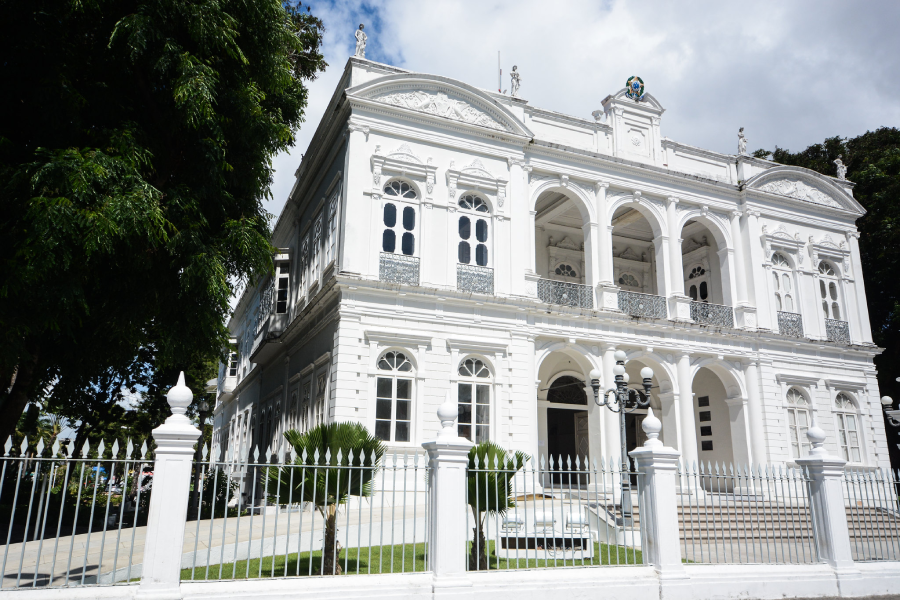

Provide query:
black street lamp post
left=589, top=350, right=654, bottom=521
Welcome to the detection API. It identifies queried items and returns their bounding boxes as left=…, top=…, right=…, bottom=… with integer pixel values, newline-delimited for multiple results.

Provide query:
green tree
left=467, top=442, right=528, bottom=571
left=755, top=128, right=900, bottom=466
left=266, top=422, right=386, bottom=575
left=0, top=0, right=327, bottom=444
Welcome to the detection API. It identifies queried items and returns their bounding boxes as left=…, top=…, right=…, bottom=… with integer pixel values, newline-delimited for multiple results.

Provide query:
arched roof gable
left=744, top=165, right=864, bottom=215
left=347, top=74, right=532, bottom=137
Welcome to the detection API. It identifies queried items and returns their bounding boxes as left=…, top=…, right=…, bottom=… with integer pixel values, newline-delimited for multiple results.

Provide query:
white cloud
left=264, top=0, right=900, bottom=215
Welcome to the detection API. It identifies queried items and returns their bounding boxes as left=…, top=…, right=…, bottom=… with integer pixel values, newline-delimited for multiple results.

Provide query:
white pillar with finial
left=422, top=394, right=474, bottom=597
left=796, top=421, right=861, bottom=587
left=138, top=372, right=201, bottom=600
left=629, top=408, right=690, bottom=594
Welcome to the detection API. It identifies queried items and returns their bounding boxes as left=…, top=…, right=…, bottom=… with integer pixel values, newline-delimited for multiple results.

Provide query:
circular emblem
left=625, top=76, right=645, bottom=101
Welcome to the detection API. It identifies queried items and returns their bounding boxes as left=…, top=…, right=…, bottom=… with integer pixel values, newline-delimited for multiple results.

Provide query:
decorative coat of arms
left=625, top=76, right=645, bottom=101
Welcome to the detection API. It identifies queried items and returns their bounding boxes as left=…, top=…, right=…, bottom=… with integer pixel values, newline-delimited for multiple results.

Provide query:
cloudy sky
left=264, top=0, right=900, bottom=217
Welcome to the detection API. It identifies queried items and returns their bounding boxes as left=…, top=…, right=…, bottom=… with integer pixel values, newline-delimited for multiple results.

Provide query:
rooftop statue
left=834, top=155, right=847, bottom=180
left=738, top=127, right=748, bottom=156
left=354, top=24, right=367, bottom=58
left=510, top=65, right=521, bottom=97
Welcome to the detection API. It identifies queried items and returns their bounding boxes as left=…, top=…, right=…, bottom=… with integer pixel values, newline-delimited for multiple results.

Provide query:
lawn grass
left=180, top=541, right=642, bottom=580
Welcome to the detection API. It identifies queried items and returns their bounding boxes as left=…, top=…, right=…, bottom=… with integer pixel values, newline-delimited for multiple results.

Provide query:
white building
left=212, top=56, right=889, bottom=477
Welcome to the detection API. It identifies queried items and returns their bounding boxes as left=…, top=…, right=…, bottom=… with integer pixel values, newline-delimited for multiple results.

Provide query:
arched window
left=834, top=392, right=861, bottom=462
left=457, top=194, right=490, bottom=267
left=786, top=388, right=811, bottom=459
left=375, top=351, right=413, bottom=442
left=772, top=253, right=795, bottom=313
left=818, top=261, right=842, bottom=321
left=458, top=357, right=491, bottom=443
left=382, top=181, right=417, bottom=256
left=618, top=273, right=641, bottom=290
left=547, top=375, right=587, bottom=405
left=555, top=263, right=578, bottom=278
left=687, top=265, right=709, bottom=302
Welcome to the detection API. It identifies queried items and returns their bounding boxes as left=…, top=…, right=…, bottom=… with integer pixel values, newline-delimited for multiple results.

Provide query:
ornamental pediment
left=757, top=178, right=841, bottom=208
left=744, top=166, right=863, bottom=214
left=347, top=74, right=532, bottom=137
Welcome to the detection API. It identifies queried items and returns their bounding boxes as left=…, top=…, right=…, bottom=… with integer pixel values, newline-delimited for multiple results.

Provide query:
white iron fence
left=676, top=462, right=819, bottom=564
left=0, top=437, right=153, bottom=590
left=465, top=454, right=643, bottom=571
left=843, top=468, right=900, bottom=562
left=183, top=446, right=430, bottom=580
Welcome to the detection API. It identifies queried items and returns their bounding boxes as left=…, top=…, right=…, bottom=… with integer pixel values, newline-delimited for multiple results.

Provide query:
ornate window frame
left=373, top=350, right=416, bottom=444
left=456, top=192, right=493, bottom=268
left=456, top=355, right=493, bottom=444
left=446, top=158, right=508, bottom=213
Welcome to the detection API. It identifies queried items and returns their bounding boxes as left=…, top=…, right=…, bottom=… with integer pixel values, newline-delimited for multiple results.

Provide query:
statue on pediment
left=510, top=66, right=521, bottom=97
left=738, top=127, right=748, bottom=156
left=354, top=24, right=367, bottom=58
left=834, top=155, right=847, bottom=180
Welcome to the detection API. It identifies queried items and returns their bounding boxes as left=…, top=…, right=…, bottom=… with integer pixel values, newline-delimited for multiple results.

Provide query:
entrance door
left=547, top=408, right=589, bottom=485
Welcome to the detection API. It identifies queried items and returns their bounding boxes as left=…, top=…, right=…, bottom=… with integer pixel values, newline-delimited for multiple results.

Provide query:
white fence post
left=629, top=409, right=690, bottom=597
left=138, top=372, right=201, bottom=599
left=796, top=424, right=861, bottom=584
left=422, top=399, right=474, bottom=597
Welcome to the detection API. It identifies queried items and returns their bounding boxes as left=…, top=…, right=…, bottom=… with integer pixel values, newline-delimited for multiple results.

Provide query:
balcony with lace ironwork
left=777, top=311, right=804, bottom=338
left=379, top=252, right=419, bottom=285
left=690, top=301, right=734, bottom=328
left=457, top=264, right=494, bottom=295
left=826, top=318, right=850, bottom=344
left=537, top=278, right=593, bottom=309
left=618, top=290, right=667, bottom=319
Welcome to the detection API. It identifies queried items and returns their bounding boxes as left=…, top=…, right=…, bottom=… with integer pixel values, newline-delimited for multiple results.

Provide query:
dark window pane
left=476, top=385, right=490, bottom=404
left=376, top=399, right=392, bottom=420
left=402, top=232, right=415, bottom=255
left=279, top=263, right=290, bottom=274
left=475, top=244, right=488, bottom=267
left=476, top=425, right=489, bottom=444
left=276, top=301, right=287, bottom=314
left=476, top=405, right=490, bottom=425
left=458, top=403, right=472, bottom=425
left=396, top=400, right=410, bottom=421
left=458, top=383, right=472, bottom=404
left=458, top=241, right=471, bottom=264
left=458, top=424, right=472, bottom=441
left=689, top=285, right=697, bottom=301
left=376, top=378, right=392, bottom=398
left=699, top=411, right=711, bottom=422
left=476, top=219, right=487, bottom=242
left=403, top=206, right=416, bottom=231
left=700, top=281, right=708, bottom=300
left=700, top=426, right=712, bottom=437
left=701, top=440, right=713, bottom=451
left=375, top=420, right=391, bottom=441
left=697, top=396, right=710, bottom=407
left=382, top=230, right=396, bottom=253
left=383, top=203, right=396, bottom=227
left=396, top=379, right=411, bottom=399
left=459, top=216, right=471, bottom=240
left=395, top=422, right=410, bottom=442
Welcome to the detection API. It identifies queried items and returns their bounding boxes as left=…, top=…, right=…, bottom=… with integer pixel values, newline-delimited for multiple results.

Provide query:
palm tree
left=467, top=442, right=528, bottom=570
left=266, top=422, right=385, bottom=575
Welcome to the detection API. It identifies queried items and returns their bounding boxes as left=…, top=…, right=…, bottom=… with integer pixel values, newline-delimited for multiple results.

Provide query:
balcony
left=690, top=301, right=734, bottom=328
left=618, top=291, right=667, bottom=319
left=826, top=318, right=850, bottom=344
left=457, top=264, right=494, bottom=294
left=537, top=278, right=593, bottom=309
left=380, top=252, right=419, bottom=285
left=777, top=311, right=804, bottom=338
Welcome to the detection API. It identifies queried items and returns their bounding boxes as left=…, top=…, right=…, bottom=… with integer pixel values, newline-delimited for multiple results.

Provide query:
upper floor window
left=325, top=194, right=338, bottom=266
left=375, top=351, right=413, bottom=442
left=772, top=253, right=794, bottom=313
left=382, top=181, right=417, bottom=256
left=457, top=194, right=490, bottom=267
left=786, top=387, right=811, bottom=459
left=687, top=265, right=708, bottom=302
left=618, top=272, right=640, bottom=290
left=301, top=380, right=311, bottom=431
left=818, top=261, right=842, bottom=321
left=227, top=350, right=238, bottom=377
left=834, top=392, right=861, bottom=462
left=314, top=371, right=328, bottom=428
left=458, top=358, right=491, bottom=443
left=555, top=263, right=578, bottom=278
left=275, top=261, right=290, bottom=314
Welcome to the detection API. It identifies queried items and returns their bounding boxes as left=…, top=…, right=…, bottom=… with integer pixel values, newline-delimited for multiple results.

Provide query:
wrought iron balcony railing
left=254, top=279, right=275, bottom=335
left=537, top=278, right=593, bottom=309
left=617, top=290, right=667, bottom=319
left=777, top=311, right=804, bottom=338
left=379, top=252, right=420, bottom=285
left=690, top=301, right=734, bottom=328
left=457, top=264, right=494, bottom=295
left=826, top=318, right=850, bottom=344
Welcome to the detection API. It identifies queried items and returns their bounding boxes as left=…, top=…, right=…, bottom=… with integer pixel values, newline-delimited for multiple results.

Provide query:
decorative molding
left=761, top=224, right=805, bottom=265
left=371, top=143, right=437, bottom=195
left=756, top=178, right=842, bottom=209
left=446, top=158, right=509, bottom=208
left=364, top=330, right=433, bottom=348
left=347, top=121, right=370, bottom=140
left=446, top=338, right=509, bottom=355
left=775, top=373, right=821, bottom=387
left=809, top=234, right=852, bottom=274
left=373, top=90, right=506, bottom=131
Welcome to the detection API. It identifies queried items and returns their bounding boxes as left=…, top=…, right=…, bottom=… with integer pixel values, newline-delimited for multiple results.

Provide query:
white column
left=422, top=401, right=474, bottom=595
left=724, top=397, right=752, bottom=467
left=847, top=232, right=873, bottom=344
left=582, top=221, right=601, bottom=306
left=138, top=373, right=201, bottom=600
left=508, top=158, right=528, bottom=296
left=601, top=344, right=621, bottom=461
left=676, top=352, right=698, bottom=469
left=596, top=182, right=613, bottom=283
left=527, top=210, right=537, bottom=274
left=342, top=122, right=370, bottom=277
left=796, top=427, right=860, bottom=582
left=629, top=410, right=689, bottom=589
left=729, top=210, right=748, bottom=304
left=745, top=208, right=772, bottom=331
left=744, top=359, right=767, bottom=465
left=666, top=197, right=692, bottom=321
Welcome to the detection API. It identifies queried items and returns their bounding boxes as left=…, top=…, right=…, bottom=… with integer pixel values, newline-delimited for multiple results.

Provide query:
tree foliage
left=0, top=0, right=326, bottom=442
left=755, top=128, right=900, bottom=465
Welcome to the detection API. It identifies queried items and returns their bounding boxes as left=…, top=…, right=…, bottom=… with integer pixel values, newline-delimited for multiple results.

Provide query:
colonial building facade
left=212, top=56, right=889, bottom=477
